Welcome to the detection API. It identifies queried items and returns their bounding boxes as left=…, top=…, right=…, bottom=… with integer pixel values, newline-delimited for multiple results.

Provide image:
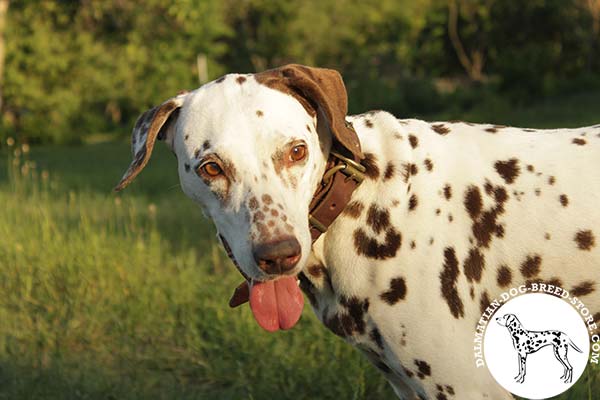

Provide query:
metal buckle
left=308, top=215, right=328, bottom=233
left=329, top=151, right=366, bottom=183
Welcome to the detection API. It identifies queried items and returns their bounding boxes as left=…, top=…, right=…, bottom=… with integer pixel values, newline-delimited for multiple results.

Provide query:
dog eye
left=200, top=162, right=222, bottom=177
left=289, top=144, right=307, bottom=162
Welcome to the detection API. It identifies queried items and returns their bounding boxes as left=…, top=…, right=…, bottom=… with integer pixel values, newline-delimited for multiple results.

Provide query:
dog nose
left=253, top=237, right=301, bottom=275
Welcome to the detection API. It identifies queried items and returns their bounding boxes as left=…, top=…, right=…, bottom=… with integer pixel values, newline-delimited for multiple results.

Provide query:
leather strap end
left=229, top=281, right=250, bottom=308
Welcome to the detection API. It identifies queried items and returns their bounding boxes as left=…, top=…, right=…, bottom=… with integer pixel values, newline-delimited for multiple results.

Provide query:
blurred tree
left=1, top=0, right=599, bottom=143
left=583, top=0, right=600, bottom=71
left=0, top=0, right=7, bottom=113
left=3, top=0, right=228, bottom=144
left=447, top=0, right=495, bottom=82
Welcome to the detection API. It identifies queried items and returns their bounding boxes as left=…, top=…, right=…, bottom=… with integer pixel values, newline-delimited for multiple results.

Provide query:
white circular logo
left=484, top=293, right=590, bottom=399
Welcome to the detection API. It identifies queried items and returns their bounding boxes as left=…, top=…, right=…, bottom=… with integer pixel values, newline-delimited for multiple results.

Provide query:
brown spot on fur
left=480, top=291, right=491, bottom=314
left=370, top=328, right=384, bottom=350
left=365, top=119, right=374, bottom=128
left=470, top=185, right=508, bottom=248
left=545, top=233, right=551, bottom=240
left=261, top=194, right=273, bottom=205
left=446, top=386, right=455, bottom=395
left=437, top=393, right=448, bottom=400
left=424, top=158, right=434, bottom=171
left=402, top=163, right=418, bottom=182
left=270, top=209, right=279, bottom=217
left=440, top=247, right=464, bottom=319
left=559, top=194, right=569, bottom=207
left=248, top=197, right=259, bottom=210
left=375, top=361, right=392, bottom=374
left=464, top=186, right=482, bottom=219
left=236, top=76, right=247, bottom=84
left=535, top=188, right=541, bottom=196
left=256, top=110, right=264, bottom=117
left=362, top=153, right=380, bottom=180
left=527, top=165, right=535, bottom=172
left=520, top=255, right=542, bottom=278
left=298, top=272, right=318, bottom=308
left=353, top=228, right=402, bottom=260
left=215, top=76, right=225, bottom=83
left=367, top=205, right=390, bottom=234
left=340, top=296, right=370, bottom=335
left=380, top=277, right=407, bottom=305
left=494, top=158, right=520, bottom=184
left=485, top=127, right=498, bottom=133
left=414, top=360, right=431, bottom=379
left=571, top=281, right=595, bottom=297
left=409, top=134, right=419, bottom=148
left=432, top=124, right=450, bottom=135
left=256, top=222, right=270, bottom=240
left=202, top=140, right=211, bottom=150
left=410, top=163, right=418, bottom=175
left=343, top=201, right=364, bottom=219
left=410, top=241, right=416, bottom=249
left=383, top=163, right=395, bottom=181
left=548, top=176, right=556, bottom=185
left=184, top=134, right=189, bottom=141
left=308, top=264, right=326, bottom=278
left=435, top=208, right=441, bottom=216
left=483, top=180, right=494, bottom=195
left=408, top=194, right=418, bottom=211
left=443, top=184, right=452, bottom=200
left=575, top=230, right=595, bottom=250
left=497, top=265, right=512, bottom=287
left=252, top=211, right=265, bottom=222
left=572, top=138, right=586, bottom=146
left=464, top=248, right=485, bottom=282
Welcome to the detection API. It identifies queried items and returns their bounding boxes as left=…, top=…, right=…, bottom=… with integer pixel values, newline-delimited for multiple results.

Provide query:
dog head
left=496, top=313, right=519, bottom=328
left=115, top=65, right=362, bottom=330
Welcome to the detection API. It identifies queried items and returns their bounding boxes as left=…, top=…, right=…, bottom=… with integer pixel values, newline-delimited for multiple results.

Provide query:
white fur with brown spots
left=116, top=65, right=600, bottom=400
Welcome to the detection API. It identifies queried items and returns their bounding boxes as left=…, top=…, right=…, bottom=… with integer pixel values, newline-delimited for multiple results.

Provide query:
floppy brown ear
left=255, top=64, right=363, bottom=160
left=114, top=93, right=187, bottom=192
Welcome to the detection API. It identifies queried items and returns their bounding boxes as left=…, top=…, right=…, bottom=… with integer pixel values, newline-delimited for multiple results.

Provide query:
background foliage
left=1, top=0, right=599, bottom=144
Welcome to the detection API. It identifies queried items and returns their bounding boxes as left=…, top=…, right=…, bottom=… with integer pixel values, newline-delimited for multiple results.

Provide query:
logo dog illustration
left=495, top=314, right=583, bottom=384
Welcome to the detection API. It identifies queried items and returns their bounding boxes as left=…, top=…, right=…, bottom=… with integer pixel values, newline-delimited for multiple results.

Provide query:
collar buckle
left=322, top=151, right=366, bottom=184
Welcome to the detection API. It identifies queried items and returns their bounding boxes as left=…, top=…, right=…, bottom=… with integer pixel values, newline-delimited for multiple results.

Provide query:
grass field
left=1, top=91, right=599, bottom=399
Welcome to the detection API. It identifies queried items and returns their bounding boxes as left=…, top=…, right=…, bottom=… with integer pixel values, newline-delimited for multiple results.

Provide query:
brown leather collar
left=307, top=150, right=365, bottom=241
left=227, top=147, right=365, bottom=308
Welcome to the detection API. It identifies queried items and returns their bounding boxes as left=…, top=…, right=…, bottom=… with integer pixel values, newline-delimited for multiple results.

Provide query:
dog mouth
left=228, top=277, right=304, bottom=332
left=221, top=236, right=305, bottom=332
left=249, top=276, right=304, bottom=331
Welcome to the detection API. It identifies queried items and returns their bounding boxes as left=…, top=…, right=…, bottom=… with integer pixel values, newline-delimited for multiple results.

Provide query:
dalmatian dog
left=496, top=314, right=583, bottom=384
left=115, top=64, right=600, bottom=399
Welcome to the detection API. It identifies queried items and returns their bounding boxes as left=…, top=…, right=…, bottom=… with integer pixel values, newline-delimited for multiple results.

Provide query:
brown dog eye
left=289, top=144, right=307, bottom=162
left=201, top=162, right=222, bottom=177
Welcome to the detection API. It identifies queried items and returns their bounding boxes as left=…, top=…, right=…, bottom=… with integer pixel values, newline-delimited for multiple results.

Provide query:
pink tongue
left=249, top=276, right=304, bottom=332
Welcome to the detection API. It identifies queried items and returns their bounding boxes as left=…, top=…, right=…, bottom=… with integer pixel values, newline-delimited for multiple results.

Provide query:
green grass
left=1, top=91, right=599, bottom=400
left=0, top=142, right=392, bottom=400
